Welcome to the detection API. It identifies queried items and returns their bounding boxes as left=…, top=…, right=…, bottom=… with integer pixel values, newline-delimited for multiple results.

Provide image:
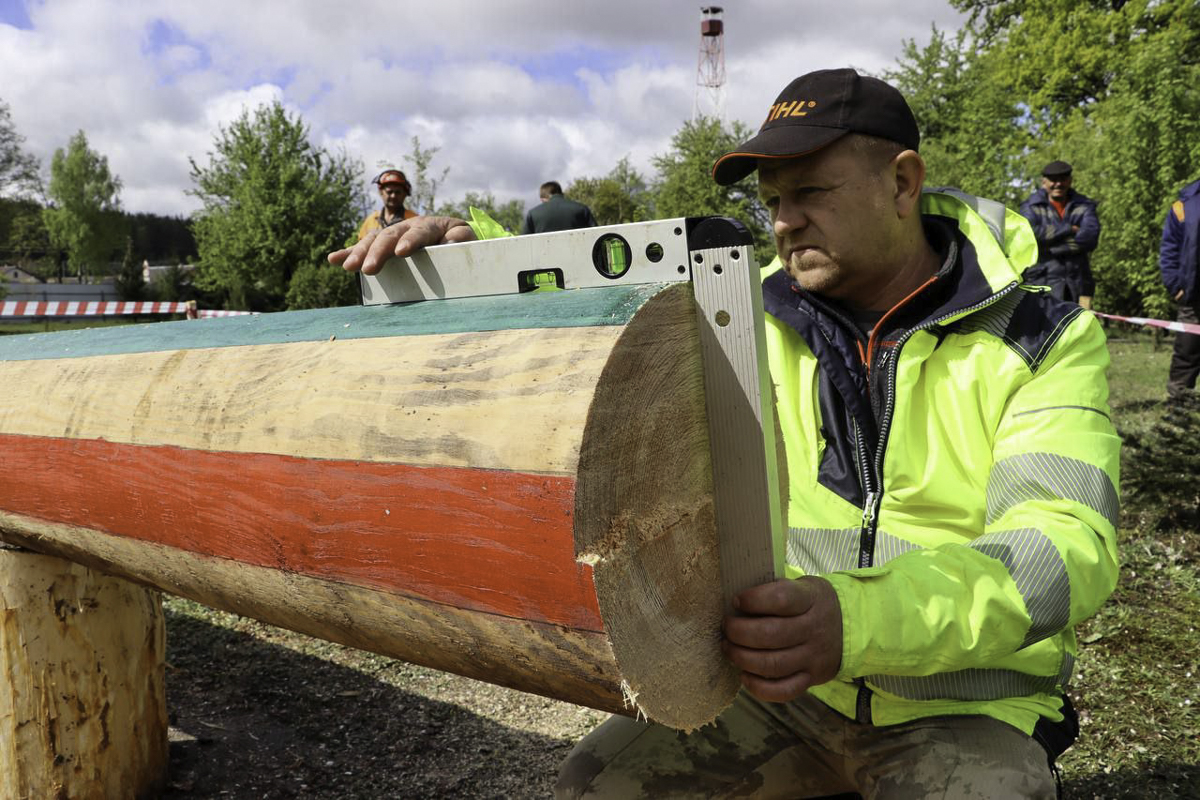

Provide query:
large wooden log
left=0, top=281, right=740, bottom=730
left=0, top=549, right=167, bottom=798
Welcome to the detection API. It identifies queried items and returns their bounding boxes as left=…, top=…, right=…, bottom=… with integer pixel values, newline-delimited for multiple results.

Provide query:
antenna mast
left=694, top=6, right=726, bottom=121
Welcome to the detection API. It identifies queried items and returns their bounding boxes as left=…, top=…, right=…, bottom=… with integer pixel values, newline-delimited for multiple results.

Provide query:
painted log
left=0, top=281, right=738, bottom=730
left=0, top=549, right=167, bottom=798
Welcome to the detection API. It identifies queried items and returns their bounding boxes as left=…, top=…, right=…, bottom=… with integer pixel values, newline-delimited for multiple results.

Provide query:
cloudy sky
left=0, top=0, right=965, bottom=218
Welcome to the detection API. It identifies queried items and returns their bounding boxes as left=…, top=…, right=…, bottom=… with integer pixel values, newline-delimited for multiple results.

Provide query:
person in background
left=521, top=181, right=597, bottom=234
left=1018, top=161, right=1101, bottom=309
left=357, top=169, right=418, bottom=242
left=1159, top=177, right=1200, bottom=405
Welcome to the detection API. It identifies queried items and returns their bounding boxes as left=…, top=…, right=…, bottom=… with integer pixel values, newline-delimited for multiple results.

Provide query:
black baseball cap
left=712, top=68, right=920, bottom=185
left=1042, top=160, right=1072, bottom=178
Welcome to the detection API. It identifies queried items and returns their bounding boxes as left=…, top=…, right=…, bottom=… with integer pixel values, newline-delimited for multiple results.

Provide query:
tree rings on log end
left=575, top=283, right=740, bottom=731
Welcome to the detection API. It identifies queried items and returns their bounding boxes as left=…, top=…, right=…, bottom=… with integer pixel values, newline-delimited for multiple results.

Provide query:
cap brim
left=712, top=125, right=849, bottom=185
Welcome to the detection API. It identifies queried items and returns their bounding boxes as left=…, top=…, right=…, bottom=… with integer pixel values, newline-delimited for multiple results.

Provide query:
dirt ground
left=160, top=598, right=609, bottom=799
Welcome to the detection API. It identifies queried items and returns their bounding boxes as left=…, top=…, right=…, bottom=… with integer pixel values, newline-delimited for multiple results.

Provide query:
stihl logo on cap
left=763, top=99, right=818, bottom=127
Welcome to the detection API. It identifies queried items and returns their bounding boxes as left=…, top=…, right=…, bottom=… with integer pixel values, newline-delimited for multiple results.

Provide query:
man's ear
left=892, top=150, right=926, bottom=219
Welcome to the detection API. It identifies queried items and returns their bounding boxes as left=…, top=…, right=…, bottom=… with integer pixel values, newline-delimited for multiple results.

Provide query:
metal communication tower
left=693, top=6, right=726, bottom=121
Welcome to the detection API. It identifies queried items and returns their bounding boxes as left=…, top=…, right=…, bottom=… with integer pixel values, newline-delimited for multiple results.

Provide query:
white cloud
left=1, top=0, right=965, bottom=218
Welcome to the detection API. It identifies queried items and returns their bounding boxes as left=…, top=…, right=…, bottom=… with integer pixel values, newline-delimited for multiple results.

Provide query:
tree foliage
left=114, top=236, right=146, bottom=301
left=651, top=116, right=773, bottom=264
left=885, top=27, right=1031, bottom=207
left=404, top=136, right=449, bottom=217
left=43, top=130, right=124, bottom=283
left=434, top=190, right=525, bottom=233
left=567, top=157, right=651, bottom=226
left=0, top=99, right=40, bottom=200
left=892, top=0, right=1200, bottom=314
left=189, top=102, right=363, bottom=311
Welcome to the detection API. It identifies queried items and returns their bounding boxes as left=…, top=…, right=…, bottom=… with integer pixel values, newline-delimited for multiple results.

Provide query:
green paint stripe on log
left=0, top=282, right=675, bottom=362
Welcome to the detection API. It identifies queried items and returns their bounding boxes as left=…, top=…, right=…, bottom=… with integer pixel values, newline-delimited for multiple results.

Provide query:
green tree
left=0, top=99, right=40, bottom=199
left=42, top=130, right=125, bottom=283
left=153, top=263, right=195, bottom=303
left=435, top=191, right=525, bottom=234
left=285, top=261, right=359, bottom=309
left=885, top=27, right=1031, bottom=207
left=189, top=102, right=363, bottom=311
left=114, top=236, right=146, bottom=301
left=651, top=116, right=773, bottom=264
left=567, top=157, right=651, bottom=225
left=404, top=136, right=449, bottom=216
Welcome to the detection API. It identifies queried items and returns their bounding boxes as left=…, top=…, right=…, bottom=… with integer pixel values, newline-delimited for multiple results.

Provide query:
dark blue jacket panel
left=1161, top=179, right=1200, bottom=304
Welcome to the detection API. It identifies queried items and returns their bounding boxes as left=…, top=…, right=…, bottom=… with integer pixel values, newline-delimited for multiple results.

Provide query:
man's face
left=1042, top=174, right=1072, bottom=202
left=379, top=182, right=409, bottom=213
left=757, top=138, right=901, bottom=306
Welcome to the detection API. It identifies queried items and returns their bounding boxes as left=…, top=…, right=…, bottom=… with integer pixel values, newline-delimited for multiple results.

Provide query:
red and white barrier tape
left=1, top=300, right=189, bottom=316
left=1093, top=311, right=1200, bottom=337
left=0, top=300, right=257, bottom=319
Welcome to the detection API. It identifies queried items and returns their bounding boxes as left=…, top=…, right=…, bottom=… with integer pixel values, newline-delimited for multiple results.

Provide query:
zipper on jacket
left=871, top=282, right=1021, bottom=495
left=855, top=680, right=873, bottom=725
left=849, top=283, right=1019, bottom=727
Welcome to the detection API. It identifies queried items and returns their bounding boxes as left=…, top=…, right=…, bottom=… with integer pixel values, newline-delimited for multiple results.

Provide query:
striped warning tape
left=1093, top=311, right=1200, bottom=337
left=1, top=300, right=189, bottom=316
left=0, top=301, right=257, bottom=319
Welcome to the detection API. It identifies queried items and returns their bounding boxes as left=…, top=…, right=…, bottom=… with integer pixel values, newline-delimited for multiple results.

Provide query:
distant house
left=142, top=260, right=197, bottom=286
left=1, top=265, right=43, bottom=284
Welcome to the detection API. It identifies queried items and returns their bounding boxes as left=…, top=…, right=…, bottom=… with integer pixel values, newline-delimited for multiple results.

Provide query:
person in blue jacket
left=1018, top=161, right=1101, bottom=309
left=1160, top=178, right=1200, bottom=403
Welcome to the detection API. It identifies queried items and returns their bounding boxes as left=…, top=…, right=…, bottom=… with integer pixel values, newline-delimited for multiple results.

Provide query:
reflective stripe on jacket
left=765, top=190, right=1120, bottom=735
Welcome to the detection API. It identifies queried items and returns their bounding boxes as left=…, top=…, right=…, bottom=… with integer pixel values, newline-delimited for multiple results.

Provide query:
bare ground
left=160, top=598, right=608, bottom=799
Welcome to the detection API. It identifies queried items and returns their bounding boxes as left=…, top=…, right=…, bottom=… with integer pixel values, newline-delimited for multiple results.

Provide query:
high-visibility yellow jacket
left=468, top=192, right=1120, bottom=737
left=357, top=208, right=418, bottom=242
left=763, top=190, right=1119, bottom=736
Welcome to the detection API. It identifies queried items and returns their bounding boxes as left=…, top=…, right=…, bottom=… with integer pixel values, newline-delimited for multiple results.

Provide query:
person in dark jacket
left=1160, top=178, right=1200, bottom=401
left=520, top=181, right=597, bottom=234
left=1018, top=161, right=1101, bottom=308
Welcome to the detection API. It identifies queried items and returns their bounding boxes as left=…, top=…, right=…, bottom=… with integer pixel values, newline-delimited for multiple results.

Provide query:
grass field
left=1057, top=326, right=1200, bottom=798
left=0, top=318, right=148, bottom=335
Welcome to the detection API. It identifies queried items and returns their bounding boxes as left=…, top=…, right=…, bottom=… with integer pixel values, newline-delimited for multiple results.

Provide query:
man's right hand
left=329, top=216, right=476, bottom=275
left=1176, top=289, right=1185, bottom=302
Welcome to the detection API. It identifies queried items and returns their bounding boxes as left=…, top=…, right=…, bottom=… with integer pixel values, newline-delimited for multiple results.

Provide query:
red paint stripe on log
left=0, top=434, right=602, bottom=631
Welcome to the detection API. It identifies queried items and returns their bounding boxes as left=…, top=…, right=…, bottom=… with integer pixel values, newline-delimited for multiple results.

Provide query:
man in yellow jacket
left=331, top=69, right=1119, bottom=800
left=355, top=168, right=418, bottom=242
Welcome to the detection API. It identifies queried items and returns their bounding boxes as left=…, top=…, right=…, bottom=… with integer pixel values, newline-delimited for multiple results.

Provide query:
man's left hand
left=722, top=576, right=843, bottom=703
left=329, top=216, right=476, bottom=275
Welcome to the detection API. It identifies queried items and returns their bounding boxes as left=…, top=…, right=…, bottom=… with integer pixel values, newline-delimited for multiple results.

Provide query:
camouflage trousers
left=555, top=691, right=1056, bottom=799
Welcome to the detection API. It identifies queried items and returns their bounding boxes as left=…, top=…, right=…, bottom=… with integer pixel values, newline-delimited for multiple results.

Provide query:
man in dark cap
left=1018, top=161, right=1101, bottom=308
left=330, top=68, right=1119, bottom=799
left=521, top=180, right=598, bottom=234
left=356, top=169, right=419, bottom=242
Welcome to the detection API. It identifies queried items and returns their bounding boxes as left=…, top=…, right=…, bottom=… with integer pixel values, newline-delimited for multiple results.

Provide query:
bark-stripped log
left=0, top=281, right=742, bottom=731
left=0, top=549, right=166, bottom=799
